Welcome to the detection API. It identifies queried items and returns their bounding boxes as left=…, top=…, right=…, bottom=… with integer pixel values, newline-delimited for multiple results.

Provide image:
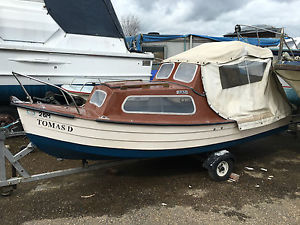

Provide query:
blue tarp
left=126, top=34, right=281, bottom=51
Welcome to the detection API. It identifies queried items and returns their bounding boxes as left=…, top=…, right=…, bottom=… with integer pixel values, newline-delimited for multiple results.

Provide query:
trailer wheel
left=203, top=150, right=235, bottom=182
left=208, top=158, right=233, bottom=181
left=1, top=186, right=13, bottom=197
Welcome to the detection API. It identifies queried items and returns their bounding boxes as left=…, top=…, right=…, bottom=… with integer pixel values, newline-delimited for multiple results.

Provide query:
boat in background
left=273, top=37, right=300, bottom=104
left=13, top=41, right=291, bottom=180
left=274, top=61, right=300, bottom=103
left=270, top=37, right=300, bottom=57
left=61, top=85, right=95, bottom=101
left=234, top=25, right=300, bottom=107
left=61, top=79, right=101, bottom=101
left=278, top=77, right=300, bottom=106
left=0, top=0, right=153, bottom=105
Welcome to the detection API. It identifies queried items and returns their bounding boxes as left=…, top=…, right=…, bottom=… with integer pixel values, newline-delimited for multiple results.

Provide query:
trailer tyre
left=1, top=186, right=13, bottom=197
left=207, top=158, right=233, bottom=181
left=203, top=150, right=235, bottom=182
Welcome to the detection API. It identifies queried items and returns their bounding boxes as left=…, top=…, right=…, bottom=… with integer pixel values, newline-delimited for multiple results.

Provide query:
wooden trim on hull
left=95, top=119, right=235, bottom=127
left=14, top=104, right=234, bottom=126
left=13, top=104, right=76, bottom=119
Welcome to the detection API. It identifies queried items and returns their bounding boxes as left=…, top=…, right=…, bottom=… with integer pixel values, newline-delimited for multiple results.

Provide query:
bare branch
left=121, top=15, right=141, bottom=36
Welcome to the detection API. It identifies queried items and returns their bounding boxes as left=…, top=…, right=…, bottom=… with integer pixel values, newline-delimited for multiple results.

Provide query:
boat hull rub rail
left=0, top=130, right=137, bottom=196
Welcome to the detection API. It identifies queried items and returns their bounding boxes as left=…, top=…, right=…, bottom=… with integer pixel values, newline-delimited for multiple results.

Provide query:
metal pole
left=12, top=72, right=81, bottom=114
left=291, top=37, right=299, bottom=50
left=256, top=30, right=260, bottom=46
left=278, top=29, right=285, bottom=63
left=283, top=38, right=296, bottom=59
left=189, top=35, right=193, bottom=49
left=0, top=131, right=7, bottom=182
left=11, top=73, right=33, bottom=104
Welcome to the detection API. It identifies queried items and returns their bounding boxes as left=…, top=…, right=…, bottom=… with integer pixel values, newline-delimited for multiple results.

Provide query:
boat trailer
left=0, top=122, right=139, bottom=196
left=1, top=117, right=299, bottom=196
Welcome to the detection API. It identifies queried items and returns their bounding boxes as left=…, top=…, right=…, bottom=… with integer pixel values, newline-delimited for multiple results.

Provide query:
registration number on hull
left=39, top=111, right=51, bottom=119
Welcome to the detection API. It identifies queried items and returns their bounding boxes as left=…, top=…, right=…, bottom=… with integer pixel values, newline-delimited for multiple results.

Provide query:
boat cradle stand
left=0, top=131, right=137, bottom=196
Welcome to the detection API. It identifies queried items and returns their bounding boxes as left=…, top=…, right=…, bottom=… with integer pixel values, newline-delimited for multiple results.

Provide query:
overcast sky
left=111, top=0, right=300, bottom=37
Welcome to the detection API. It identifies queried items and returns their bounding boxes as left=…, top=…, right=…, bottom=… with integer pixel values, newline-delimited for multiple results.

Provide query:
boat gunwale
left=12, top=103, right=75, bottom=119
left=14, top=103, right=236, bottom=127
left=274, top=64, right=300, bottom=71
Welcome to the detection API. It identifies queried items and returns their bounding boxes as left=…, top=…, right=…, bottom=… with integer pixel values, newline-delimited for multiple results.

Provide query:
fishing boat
left=0, top=0, right=153, bottom=105
left=12, top=41, right=291, bottom=180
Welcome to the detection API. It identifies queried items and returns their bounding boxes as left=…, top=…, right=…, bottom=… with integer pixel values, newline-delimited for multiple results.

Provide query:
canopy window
left=220, top=61, right=267, bottom=89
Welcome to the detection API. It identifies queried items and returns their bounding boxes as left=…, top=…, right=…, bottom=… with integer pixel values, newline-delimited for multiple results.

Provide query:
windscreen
left=174, top=63, right=197, bottom=83
left=156, top=63, right=174, bottom=79
left=90, top=90, right=107, bottom=107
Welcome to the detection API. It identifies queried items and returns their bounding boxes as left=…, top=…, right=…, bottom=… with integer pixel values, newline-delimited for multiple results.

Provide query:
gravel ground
left=0, top=129, right=299, bottom=225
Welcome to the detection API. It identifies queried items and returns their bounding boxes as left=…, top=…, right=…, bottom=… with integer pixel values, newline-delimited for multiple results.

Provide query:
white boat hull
left=17, top=107, right=290, bottom=159
left=0, top=0, right=153, bottom=103
left=0, top=47, right=153, bottom=85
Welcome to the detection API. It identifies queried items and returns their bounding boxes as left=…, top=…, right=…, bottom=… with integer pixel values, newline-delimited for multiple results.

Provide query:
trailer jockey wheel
left=203, top=150, right=235, bottom=181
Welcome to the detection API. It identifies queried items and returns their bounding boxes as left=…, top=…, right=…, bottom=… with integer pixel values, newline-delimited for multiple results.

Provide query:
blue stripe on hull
left=26, top=125, right=288, bottom=160
left=0, top=85, right=59, bottom=104
left=283, top=87, right=300, bottom=106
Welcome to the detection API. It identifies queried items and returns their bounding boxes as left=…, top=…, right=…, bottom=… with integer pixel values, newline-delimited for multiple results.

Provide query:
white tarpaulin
left=165, top=41, right=291, bottom=130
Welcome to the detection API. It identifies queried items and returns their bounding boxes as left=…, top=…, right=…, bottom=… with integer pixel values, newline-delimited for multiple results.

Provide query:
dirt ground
left=0, top=129, right=299, bottom=225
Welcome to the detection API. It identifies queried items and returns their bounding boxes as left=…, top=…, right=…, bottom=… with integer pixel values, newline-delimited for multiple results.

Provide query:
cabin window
left=90, top=90, right=107, bottom=107
left=156, top=63, right=174, bottom=79
left=174, top=63, right=197, bottom=83
left=122, top=95, right=196, bottom=115
left=219, top=61, right=267, bottom=89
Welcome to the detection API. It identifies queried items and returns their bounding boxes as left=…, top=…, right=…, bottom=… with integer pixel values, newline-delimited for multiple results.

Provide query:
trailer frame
left=0, top=128, right=136, bottom=196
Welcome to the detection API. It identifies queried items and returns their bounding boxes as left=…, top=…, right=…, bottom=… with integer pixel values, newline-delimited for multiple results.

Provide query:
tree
left=121, top=15, right=141, bottom=36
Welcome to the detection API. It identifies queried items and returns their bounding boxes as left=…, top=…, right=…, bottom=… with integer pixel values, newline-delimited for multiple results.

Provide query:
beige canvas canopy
left=164, top=41, right=273, bottom=65
left=165, top=41, right=291, bottom=130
